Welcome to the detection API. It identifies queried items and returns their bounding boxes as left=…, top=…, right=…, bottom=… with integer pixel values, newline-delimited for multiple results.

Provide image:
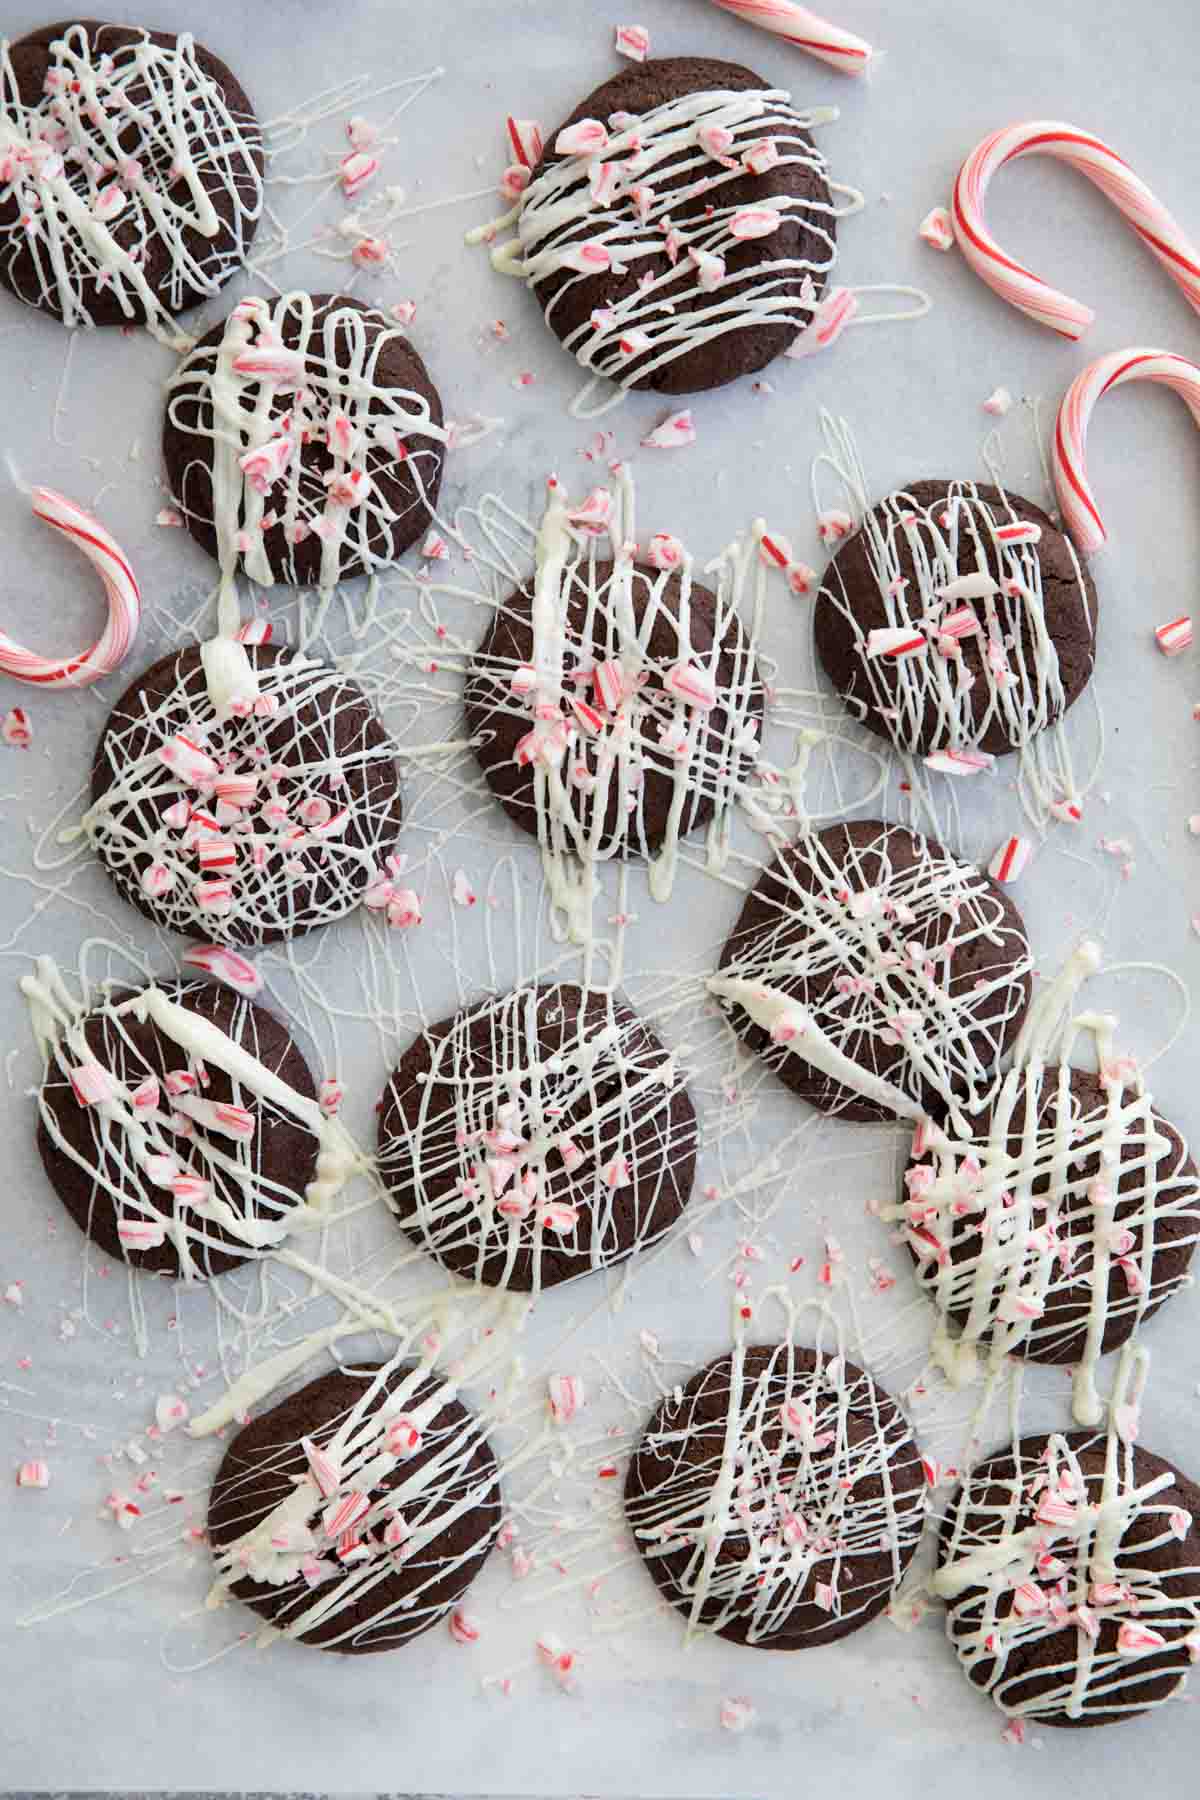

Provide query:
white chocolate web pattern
left=164, top=290, right=445, bottom=595
left=23, top=964, right=357, bottom=1282
left=85, top=644, right=405, bottom=948
left=489, top=85, right=840, bottom=412
left=709, top=820, right=1033, bottom=1123
left=815, top=481, right=1095, bottom=756
left=0, top=24, right=262, bottom=341
left=377, top=982, right=697, bottom=1294
left=625, top=1340, right=925, bottom=1648
left=891, top=1054, right=1200, bottom=1428
left=464, top=471, right=767, bottom=943
left=207, top=1349, right=501, bottom=1652
left=935, top=1347, right=1200, bottom=1726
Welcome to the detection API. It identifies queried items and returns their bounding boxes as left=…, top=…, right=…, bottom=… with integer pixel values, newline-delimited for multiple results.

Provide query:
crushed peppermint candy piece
left=181, top=944, right=263, bottom=997
left=448, top=1607, right=482, bottom=1644
left=866, top=627, right=926, bottom=659
left=390, top=299, right=418, bottom=327
left=644, top=531, right=684, bottom=570
left=730, top=207, right=781, bottom=240
left=720, top=1696, right=757, bottom=1733
left=641, top=409, right=696, bottom=450
left=919, top=207, right=955, bottom=251
left=786, top=286, right=858, bottom=358
left=16, top=1460, right=50, bottom=1488
left=547, top=1374, right=585, bottom=1423
left=452, top=869, right=477, bottom=907
left=983, top=386, right=1013, bottom=415
left=154, top=1394, right=189, bottom=1434
left=1, top=707, right=31, bottom=748
left=1155, top=615, right=1192, bottom=656
left=614, top=24, right=650, bottom=60
left=923, top=747, right=995, bottom=775
left=555, top=119, right=609, bottom=158
left=506, top=117, right=544, bottom=168
left=340, top=150, right=378, bottom=198
left=988, top=836, right=1033, bottom=883
left=816, top=509, right=853, bottom=544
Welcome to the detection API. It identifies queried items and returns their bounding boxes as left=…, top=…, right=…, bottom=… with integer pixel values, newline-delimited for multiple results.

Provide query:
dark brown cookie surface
left=89, top=643, right=405, bottom=947
left=377, top=982, right=697, bottom=1292
left=518, top=57, right=836, bottom=396
left=207, top=1360, right=502, bottom=1653
left=814, top=481, right=1098, bottom=757
left=35, top=980, right=318, bottom=1281
left=163, top=292, right=444, bottom=585
left=465, top=557, right=765, bottom=859
left=0, top=21, right=263, bottom=328
left=712, top=819, right=1033, bottom=1122
left=625, top=1343, right=925, bottom=1649
left=899, top=1064, right=1200, bottom=1378
left=937, top=1428, right=1200, bottom=1728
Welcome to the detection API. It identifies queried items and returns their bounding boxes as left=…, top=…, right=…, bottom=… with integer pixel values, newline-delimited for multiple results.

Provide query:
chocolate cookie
left=710, top=819, right=1033, bottom=1122
left=34, top=978, right=318, bottom=1281
left=207, top=1359, right=502, bottom=1653
left=377, top=982, right=697, bottom=1292
left=464, top=548, right=765, bottom=862
left=0, top=21, right=263, bottom=331
left=625, top=1343, right=925, bottom=1648
left=936, top=1424, right=1200, bottom=1728
left=87, top=643, right=405, bottom=947
left=163, top=292, right=445, bottom=587
left=512, top=56, right=837, bottom=398
left=814, top=481, right=1098, bottom=758
left=895, top=1064, right=1200, bottom=1409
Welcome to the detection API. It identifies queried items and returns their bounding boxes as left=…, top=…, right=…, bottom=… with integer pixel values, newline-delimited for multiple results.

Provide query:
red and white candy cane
left=2, top=486, right=141, bottom=687
left=706, top=0, right=872, bottom=76
left=1052, top=348, right=1200, bottom=556
left=952, top=121, right=1200, bottom=340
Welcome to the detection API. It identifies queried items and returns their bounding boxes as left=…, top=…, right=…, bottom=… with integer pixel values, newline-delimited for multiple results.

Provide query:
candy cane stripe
left=706, top=0, right=873, bottom=75
left=951, top=121, right=1200, bottom=340
left=2, top=486, right=142, bottom=687
left=1052, top=348, right=1200, bottom=555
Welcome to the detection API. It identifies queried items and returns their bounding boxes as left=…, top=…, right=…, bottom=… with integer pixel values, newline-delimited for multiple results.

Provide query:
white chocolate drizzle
left=0, top=24, right=263, bottom=346
left=473, top=87, right=851, bottom=414
left=465, top=469, right=768, bottom=942
left=887, top=974, right=1200, bottom=1425
left=709, top=820, right=1033, bottom=1122
left=377, top=981, right=696, bottom=1293
left=935, top=1344, right=1200, bottom=1725
left=626, top=1308, right=924, bottom=1646
left=21, top=958, right=356, bottom=1280
left=83, top=644, right=405, bottom=947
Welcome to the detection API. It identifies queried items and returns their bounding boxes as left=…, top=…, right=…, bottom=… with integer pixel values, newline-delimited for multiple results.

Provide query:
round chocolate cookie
left=0, top=21, right=263, bottom=330
left=34, top=979, right=318, bottom=1281
left=514, top=56, right=837, bottom=397
left=377, top=982, right=697, bottom=1292
left=814, top=481, right=1098, bottom=758
left=710, top=819, right=1033, bottom=1122
left=464, top=555, right=765, bottom=860
left=625, top=1343, right=925, bottom=1649
left=88, top=643, right=405, bottom=947
left=207, top=1359, right=502, bottom=1653
left=163, top=292, right=445, bottom=587
left=936, top=1425, right=1200, bottom=1728
left=896, top=1064, right=1200, bottom=1396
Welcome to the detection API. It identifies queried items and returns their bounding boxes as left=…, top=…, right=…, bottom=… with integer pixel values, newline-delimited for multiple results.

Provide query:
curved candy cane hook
left=952, top=121, right=1200, bottom=339
left=1, top=482, right=142, bottom=687
left=1052, top=348, right=1200, bottom=556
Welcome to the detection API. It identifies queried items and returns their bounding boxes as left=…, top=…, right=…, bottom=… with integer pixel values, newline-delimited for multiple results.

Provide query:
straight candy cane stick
left=707, top=0, right=873, bottom=76
left=952, top=121, right=1200, bottom=339
left=1, top=484, right=142, bottom=687
left=1052, top=348, right=1200, bottom=555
